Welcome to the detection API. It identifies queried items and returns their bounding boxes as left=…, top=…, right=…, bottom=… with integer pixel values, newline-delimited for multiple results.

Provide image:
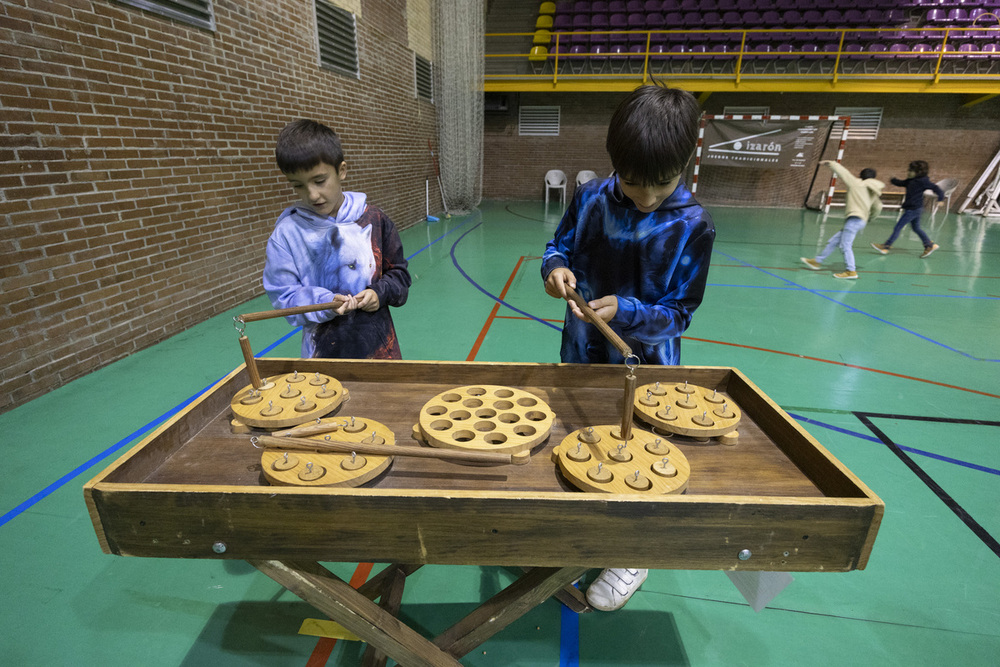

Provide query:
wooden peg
left=238, top=335, right=263, bottom=389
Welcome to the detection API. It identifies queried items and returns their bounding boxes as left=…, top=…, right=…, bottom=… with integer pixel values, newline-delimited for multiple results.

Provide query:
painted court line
left=715, top=250, right=1000, bottom=362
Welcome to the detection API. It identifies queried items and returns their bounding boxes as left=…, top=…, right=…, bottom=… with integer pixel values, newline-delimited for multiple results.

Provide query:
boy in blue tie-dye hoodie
left=541, top=84, right=715, bottom=614
left=542, top=84, right=715, bottom=367
left=263, top=120, right=410, bottom=359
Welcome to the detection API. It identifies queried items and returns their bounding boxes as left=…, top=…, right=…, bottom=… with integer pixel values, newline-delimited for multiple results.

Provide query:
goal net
left=690, top=115, right=851, bottom=213
left=434, top=0, right=484, bottom=213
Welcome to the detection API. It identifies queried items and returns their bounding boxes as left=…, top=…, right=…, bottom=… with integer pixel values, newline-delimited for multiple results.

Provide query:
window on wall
left=115, top=0, right=215, bottom=31
left=833, top=107, right=883, bottom=140
left=519, top=106, right=560, bottom=136
left=316, top=0, right=359, bottom=78
left=415, top=54, right=433, bottom=102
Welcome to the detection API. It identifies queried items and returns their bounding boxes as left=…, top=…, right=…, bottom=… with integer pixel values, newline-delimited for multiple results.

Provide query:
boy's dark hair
left=908, top=160, right=929, bottom=178
left=606, top=83, right=701, bottom=187
left=860, top=168, right=876, bottom=180
left=275, top=119, right=344, bottom=174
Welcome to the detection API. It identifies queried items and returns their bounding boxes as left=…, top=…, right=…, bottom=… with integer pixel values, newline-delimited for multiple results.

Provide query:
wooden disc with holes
left=632, top=382, right=742, bottom=438
left=552, top=425, right=690, bottom=494
left=260, top=417, right=394, bottom=487
left=417, top=385, right=555, bottom=455
left=230, top=371, right=345, bottom=429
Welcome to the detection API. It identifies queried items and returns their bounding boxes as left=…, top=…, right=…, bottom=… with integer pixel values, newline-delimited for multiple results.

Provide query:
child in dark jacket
left=871, top=160, right=943, bottom=258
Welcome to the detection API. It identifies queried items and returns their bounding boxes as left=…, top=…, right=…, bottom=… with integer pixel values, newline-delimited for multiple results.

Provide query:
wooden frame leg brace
left=250, top=560, right=590, bottom=667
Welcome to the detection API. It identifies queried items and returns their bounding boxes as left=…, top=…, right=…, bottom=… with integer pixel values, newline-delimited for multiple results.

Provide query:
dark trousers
left=886, top=208, right=932, bottom=247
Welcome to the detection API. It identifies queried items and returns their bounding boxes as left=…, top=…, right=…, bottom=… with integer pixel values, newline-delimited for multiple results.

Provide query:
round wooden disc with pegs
left=260, top=417, right=394, bottom=487
left=417, top=385, right=555, bottom=455
left=552, top=425, right=691, bottom=494
left=231, top=371, right=345, bottom=429
left=632, top=382, right=741, bottom=438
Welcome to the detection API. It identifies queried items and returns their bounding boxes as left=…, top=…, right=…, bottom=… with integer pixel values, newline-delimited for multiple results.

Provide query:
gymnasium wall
left=483, top=90, right=1000, bottom=209
left=1, top=0, right=438, bottom=412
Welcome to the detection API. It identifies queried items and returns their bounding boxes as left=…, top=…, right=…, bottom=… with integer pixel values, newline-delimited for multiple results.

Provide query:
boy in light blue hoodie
left=262, top=119, right=410, bottom=359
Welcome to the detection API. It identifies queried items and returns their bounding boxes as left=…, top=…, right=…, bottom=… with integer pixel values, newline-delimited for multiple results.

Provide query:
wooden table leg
left=361, top=565, right=409, bottom=667
left=249, top=560, right=462, bottom=667
left=518, top=566, right=592, bottom=614
left=434, top=566, right=590, bottom=659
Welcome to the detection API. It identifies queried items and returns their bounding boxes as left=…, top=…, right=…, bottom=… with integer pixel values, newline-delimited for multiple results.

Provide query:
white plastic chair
left=575, top=170, right=599, bottom=187
left=925, top=178, right=958, bottom=215
left=544, top=169, right=567, bottom=208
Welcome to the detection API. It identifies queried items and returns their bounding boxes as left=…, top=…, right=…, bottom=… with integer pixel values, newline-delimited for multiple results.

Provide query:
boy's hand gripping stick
left=232, top=299, right=349, bottom=390
left=562, top=287, right=633, bottom=359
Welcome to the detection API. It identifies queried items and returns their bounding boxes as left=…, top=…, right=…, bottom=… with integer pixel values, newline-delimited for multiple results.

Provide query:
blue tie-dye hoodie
left=541, top=175, right=714, bottom=365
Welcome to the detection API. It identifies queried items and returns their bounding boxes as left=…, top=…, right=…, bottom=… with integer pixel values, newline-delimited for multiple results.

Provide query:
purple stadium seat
left=888, top=42, right=909, bottom=57
left=573, top=14, right=591, bottom=29
left=660, top=0, right=681, bottom=9
left=628, top=12, right=646, bottom=28
left=801, top=9, right=823, bottom=25
left=689, top=43, right=711, bottom=58
left=717, top=0, right=737, bottom=10
left=842, top=9, right=864, bottom=25
left=702, top=11, right=723, bottom=26
left=592, top=13, right=610, bottom=29
left=843, top=42, right=865, bottom=58
left=609, top=13, right=629, bottom=42
left=735, top=0, right=754, bottom=11
left=753, top=43, right=777, bottom=59
left=592, top=1, right=610, bottom=11
left=761, top=10, right=782, bottom=26
left=775, top=43, right=795, bottom=58
left=701, top=0, right=719, bottom=8
left=626, top=0, right=645, bottom=12
left=743, top=11, right=763, bottom=26
left=555, top=2, right=574, bottom=15
left=643, top=0, right=661, bottom=11
left=574, top=1, right=592, bottom=13
left=947, top=9, right=971, bottom=24
left=682, top=11, right=701, bottom=28
left=862, top=9, right=886, bottom=25
left=821, top=10, right=843, bottom=24
left=783, top=10, right=804, bottom=26
left=911, top=42, right=934, bottom=58
left=553, top=14, right=573, bottom=30
left=775, top=0, right=798, bottom=9
left=649, top=42, right=668, bottom=59
left=591, top=41, right=610, bottom=64
left=799, top=42, right=821, bottom=59
left=680, top=0, right=700, bottom=10
left=884, top=9, right=907, bottom=25
left=925, top=8, right=948, bottom=23
left=608, top=1, right=628, bottom=13
left=868, top=42, right=890, bottom=58
left=814, top=0, right=837, bottom=9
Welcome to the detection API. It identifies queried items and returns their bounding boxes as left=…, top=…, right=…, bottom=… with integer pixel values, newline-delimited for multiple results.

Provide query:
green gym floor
left=3, top=201, right=998, bottom=666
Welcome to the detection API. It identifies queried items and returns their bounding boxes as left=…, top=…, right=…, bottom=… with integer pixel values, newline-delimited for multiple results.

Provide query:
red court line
left=683, top=336, right=1000, bottom=400
left=467, top=256, right=528, bottom=361
left=306, top=562, right=375, bottom=666
left=488, top=314, right=998, bottom=400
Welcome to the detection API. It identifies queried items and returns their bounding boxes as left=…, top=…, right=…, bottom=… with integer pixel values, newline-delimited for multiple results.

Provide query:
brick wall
left=483, top=90, right=1000, bottom=209
left=1, top=0, right=439, bottom=412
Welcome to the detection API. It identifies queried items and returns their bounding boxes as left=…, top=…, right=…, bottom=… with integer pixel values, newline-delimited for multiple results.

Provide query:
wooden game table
left=85, top=358, right=883, bottom=666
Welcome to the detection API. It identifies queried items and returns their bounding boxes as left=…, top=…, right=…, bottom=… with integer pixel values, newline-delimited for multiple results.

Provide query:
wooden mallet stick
left=237, top=299, right=347, bottom=324
left=563, top=287, right=633, bottom=358
left=254, top=434, right=519, bottom=466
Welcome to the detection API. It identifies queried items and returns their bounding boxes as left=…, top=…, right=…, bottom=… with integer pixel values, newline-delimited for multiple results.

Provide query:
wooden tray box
left=84, top=359, right=883, bottom=572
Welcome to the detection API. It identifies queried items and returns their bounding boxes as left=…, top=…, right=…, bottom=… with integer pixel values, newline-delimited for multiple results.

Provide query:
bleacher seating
left=528, top=0, right=1000, bottom=75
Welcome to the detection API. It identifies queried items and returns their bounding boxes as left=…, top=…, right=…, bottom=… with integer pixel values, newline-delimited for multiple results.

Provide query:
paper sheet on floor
left=725, top=570, right=794, bottom=612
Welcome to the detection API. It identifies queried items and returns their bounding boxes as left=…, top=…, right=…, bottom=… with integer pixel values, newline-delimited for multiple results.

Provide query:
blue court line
left=715, top=250, right=1000, bottom=362
left=560, top=595, right=581, bottom=667
left=449, top=220, right=562, bottom=331
left=708, top=283, right=1000, bottom=300
left=0, top=379, right=216, bottom=528
left=788, top=412, right=1000, bottom=476
left=0, top=218, right=470, bottom=528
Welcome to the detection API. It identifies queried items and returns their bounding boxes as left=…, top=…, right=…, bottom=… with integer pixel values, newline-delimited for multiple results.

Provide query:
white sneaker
left=585, top=568, right=648, bottom=611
